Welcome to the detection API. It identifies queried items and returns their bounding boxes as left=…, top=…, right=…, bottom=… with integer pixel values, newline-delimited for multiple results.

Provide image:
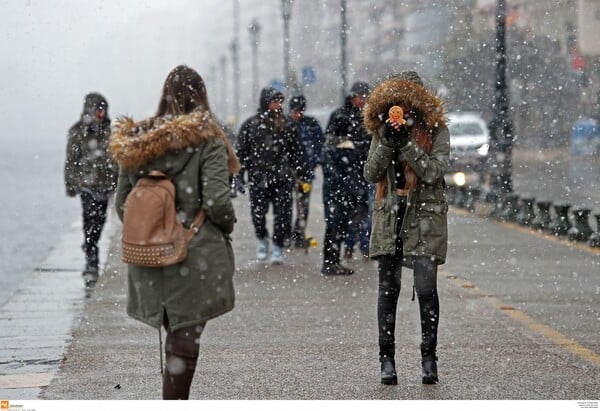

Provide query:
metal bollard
left=567, top=208, right=593, bottom=242
left=464, top=185, right=481, bottom=212
left=550, top=204, right=571, bottom=236
left=488, top=191, right=504, bottom=219
left=531, top=201, right=552, bottom=231
left=499, top=193, right=520, bottom=222
left=588, top=214, right=600, bottom=248
left=516, top=197, right=536, bottom=227
left=454, top=185, right=468, bottom=209
left=446, top=184, right=456, bottom=205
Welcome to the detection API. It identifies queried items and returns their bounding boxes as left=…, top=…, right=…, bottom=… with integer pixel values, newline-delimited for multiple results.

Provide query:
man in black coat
left=236, top=87, right=312, bottom=264
left=321, top=81, right=371, bottom=275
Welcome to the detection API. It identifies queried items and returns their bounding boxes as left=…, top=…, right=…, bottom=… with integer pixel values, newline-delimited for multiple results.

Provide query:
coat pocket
left=370, top=199, right=397, bottom=253
left=417, top=202, right=448, bottom=238
left=416, top=201, right=448, bottom=260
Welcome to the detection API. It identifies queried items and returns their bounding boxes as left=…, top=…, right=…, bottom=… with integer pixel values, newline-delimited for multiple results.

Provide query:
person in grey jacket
left=64, top=92, right=117, bottom=287
left=363, top=71, right=450, bottom=385
left=110, top=65, right=240, bottom=400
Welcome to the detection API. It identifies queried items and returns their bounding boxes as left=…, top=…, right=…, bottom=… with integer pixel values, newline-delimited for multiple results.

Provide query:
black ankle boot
left=380, top=356, right=397, bottom=385
left=421, top=356, right=438, bottom=384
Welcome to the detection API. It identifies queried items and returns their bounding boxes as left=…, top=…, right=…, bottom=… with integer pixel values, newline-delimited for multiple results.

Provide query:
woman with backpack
left=109, top=65, right=240, bottom=399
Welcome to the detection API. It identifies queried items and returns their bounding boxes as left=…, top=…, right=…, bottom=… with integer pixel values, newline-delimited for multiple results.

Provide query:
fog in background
left=0, top=0, right=248, bottom=145
left=3, top=1, right=600, bottom=149
left=0, top=0, right=451, bottom=145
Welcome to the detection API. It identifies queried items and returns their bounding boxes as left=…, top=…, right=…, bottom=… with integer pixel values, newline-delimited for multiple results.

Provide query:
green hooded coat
left=110, top=110, right=237, bottom=331
left=64, top=93, right=117, bottom=195
left=363, top=74, right=450, bottom=267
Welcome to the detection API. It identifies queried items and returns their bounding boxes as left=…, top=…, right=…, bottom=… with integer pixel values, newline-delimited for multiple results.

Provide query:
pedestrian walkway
left=27, top=177, right=599, bottom=400
left=1, top=167, right=598, bottom=400
left=0, top=214, right=117, bottom=399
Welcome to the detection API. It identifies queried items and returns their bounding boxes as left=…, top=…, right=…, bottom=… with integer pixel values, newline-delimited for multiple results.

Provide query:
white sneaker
left=256, top=238, right=268, bottom=261
left=270, top=245, right=284, bottom=265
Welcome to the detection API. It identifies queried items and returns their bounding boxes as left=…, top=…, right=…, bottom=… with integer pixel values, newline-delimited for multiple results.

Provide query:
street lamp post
left=209, top=64, right=217, bottom=106
left=231, top=0, right=240, bottom=129
left=219, top=55, right=227, bottom=119
left=340, top=0, right=348, bottom=103
left=229, top=39, right=239, bottom=126
left=281, top=0, right=293, bottom=92
left=488, top=0, right=514, bottom=196
left=248, top=19, right=261, bottom=105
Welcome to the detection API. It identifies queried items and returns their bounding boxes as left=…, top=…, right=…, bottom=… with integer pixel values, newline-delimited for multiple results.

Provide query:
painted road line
left=443, top=272, right=600, bottom=368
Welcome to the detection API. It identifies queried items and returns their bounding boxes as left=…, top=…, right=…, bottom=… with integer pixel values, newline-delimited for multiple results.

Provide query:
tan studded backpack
left=121, top=170, right=205, bottom=267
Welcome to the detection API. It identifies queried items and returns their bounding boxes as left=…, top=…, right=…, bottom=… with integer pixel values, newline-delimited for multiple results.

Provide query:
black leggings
left=377, top=254, right=439, bottom=360
left=162, top=322, right=206, bottom=400
left=80, top=191, right=108, bottom=268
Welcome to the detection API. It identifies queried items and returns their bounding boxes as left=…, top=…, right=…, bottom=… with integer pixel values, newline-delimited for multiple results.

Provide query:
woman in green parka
left=363, top=71, right=450, bottom=385
left=109, top=65, right=240, bottom=399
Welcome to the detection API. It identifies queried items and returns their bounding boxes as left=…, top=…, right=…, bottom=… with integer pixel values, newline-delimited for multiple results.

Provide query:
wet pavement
left=0, top=216, right=116, bottom=399
left=1, top=149, right=599, bottom=400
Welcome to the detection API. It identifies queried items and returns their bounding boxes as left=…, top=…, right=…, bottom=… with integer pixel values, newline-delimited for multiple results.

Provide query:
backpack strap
left=186, top=208, right=207, bottom=241
left=147, top=170, right=168, bottom=178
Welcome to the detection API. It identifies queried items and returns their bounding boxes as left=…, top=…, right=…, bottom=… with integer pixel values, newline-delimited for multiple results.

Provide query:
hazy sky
left=0, top=0, right=235, bottom=144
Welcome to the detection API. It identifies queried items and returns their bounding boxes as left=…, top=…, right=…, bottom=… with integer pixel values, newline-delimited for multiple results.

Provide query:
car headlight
left=452, top=172, right=467, bottom=186
left=477, top=143, right=489, bottom=156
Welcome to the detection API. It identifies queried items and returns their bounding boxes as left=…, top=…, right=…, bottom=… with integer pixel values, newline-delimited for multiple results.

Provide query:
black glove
left=382, top=122, right=409, bottom=148
left=66, top=186, right=78, bottom=197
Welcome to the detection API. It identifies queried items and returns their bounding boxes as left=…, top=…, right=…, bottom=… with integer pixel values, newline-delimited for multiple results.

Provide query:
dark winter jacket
left=291, top=114, right=324, bottom=178
left=236, top=88, right=311, bottom=186
left=64, top=93, right=117, bottom=196
left=363, top=75, right=450, bottom=267
left=323, top=98, right=371, bottom=201
left=110, top=109, right=238, bottom=331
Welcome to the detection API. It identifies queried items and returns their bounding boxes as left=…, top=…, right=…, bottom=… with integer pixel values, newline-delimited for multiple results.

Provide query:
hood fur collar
left=363, top=78, right=446, bottom=134
left=109, top=110, right=240, bottom=173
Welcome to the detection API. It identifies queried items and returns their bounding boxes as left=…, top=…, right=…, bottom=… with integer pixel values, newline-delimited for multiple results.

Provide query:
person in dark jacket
left=321, top=81, right=371, bottom=275
left=363, top=71, right=450, bottom=385
left=64, top=92, right=117, bottom=287
left=288, top=95, right=324, bottom=248
left=110, top=65, right=240, bottom=400
left=236, top=87, right=312, bottom=264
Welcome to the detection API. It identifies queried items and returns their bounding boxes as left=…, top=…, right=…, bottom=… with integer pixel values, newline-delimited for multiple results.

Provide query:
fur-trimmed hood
left=363, top=77, right=446, bottom=135
left=109, top=109, right=240, bottom=173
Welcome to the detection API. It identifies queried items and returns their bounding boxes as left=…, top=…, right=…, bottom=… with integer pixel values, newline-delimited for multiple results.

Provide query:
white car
left=445, top=112, right=490, bottom=186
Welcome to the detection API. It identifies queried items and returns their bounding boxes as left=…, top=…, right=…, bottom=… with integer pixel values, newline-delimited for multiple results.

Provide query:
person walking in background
left=321, top=81, right=371, bottom=275
left=288, top=95, right=324, bottom=248
left=218, top=117, right=241, bottom=198
left=109, top=65, right=240, bottom=400
left=363, top=71, right=450, bottom=385
left=236, top=87, right=312, bottom=264
left=64, top=92, right=117, bottom=288
left=341, top=82, right=373, bottom=262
